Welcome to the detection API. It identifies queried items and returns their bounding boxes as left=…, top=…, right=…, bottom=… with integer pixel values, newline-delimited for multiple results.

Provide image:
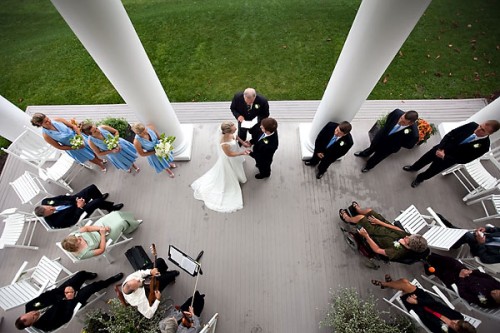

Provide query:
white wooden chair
left=0, top=256, right=73, bottom=311
left=394, top=205, right=432, bottom=234
left=421, top=207, right=470, bottom=251
left=200, top=313, right=219, bottom=333
left=466, top=194, right=500, bottom=223
left=383, top=279, right=481, bottom=333
left=2, top=127, right=90, bottom=193
left=56, top=219, right=134, bottom=264
left=9, top=171, right=52, bottom=205
left=0, top=208, right=38, bottom=250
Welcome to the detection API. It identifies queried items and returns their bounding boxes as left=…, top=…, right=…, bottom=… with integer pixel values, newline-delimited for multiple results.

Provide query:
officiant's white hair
left=221, top=121, right=234, bottom=134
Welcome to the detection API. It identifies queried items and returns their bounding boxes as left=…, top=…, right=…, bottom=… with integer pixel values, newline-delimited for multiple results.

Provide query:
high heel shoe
left=134, top=167, right=140, bottom=173
left=385, top=274, right=392, bottom=283
left=170, top=163, right=177, bottom=169
left=371, top=280, right=385, bottom=289
left=166, top=169, right=175, bottom=178
left=101, top=168, right=107, bottom=173
left=102, top=159, right=108, bottom=165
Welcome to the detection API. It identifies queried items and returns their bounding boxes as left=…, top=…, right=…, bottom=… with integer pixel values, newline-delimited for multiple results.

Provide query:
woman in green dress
left=61, top=211, right=142, bottom=260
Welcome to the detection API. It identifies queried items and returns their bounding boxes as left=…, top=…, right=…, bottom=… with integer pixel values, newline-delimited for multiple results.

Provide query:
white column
left=0, top=95, right=35, bottom=142
left=300, top=0, right=431, bottom=158
left=467, top=98, right=500, bottom=142
left=50, top=0, right=192, bottom=160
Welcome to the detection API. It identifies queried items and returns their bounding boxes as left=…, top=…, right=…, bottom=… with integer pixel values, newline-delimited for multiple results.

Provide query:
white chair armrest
left=0, top=208, right=18, bottom=216
left=426, top=207, right=447, bottom=227
left=432, top=286, right=455, bottom=309
left=11, top=261, right=29, bottom=284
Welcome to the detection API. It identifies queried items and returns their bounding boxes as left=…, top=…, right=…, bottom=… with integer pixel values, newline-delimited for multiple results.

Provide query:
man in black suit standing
left=354, top=109, right=419, bottom=172
left=249, top=117, right=279, bottom=179
left=34, top=184, right=124, bottom=229
left=230, top=87, right=270, bottom=143
left=15, top=270, right=124, bottom=331
left=404, top=120, right=500, bottom=187
left=305, top=121, right=354, bottom=179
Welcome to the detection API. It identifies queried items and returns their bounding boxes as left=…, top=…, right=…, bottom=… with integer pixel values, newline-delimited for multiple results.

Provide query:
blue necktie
left=326, top=136, right=338, bottom=148
left=460, top=134, right=476, bottom=145
left=258, top=134, right=265, bottom=141
left=55, top=205, right=71, bottom=212
left=389, top=124, right=401, bottom=135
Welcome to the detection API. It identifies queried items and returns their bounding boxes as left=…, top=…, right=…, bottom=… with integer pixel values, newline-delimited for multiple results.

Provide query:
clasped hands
left=435, top=149, right=445, bottom=159
left=98, top=226, right=111, bottom=235
left=474, top=227, right=486, bottom=244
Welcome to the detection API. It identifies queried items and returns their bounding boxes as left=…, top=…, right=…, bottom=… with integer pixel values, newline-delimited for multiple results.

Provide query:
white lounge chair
left=394, top=205, right=432, bottom=235
left=0, top=208, right=38, bottom=250
left=466, top=194, right=500, bottom=223
left=9, top=171, right=52, bottom=205
left=0, top=256, right=73, bottom=311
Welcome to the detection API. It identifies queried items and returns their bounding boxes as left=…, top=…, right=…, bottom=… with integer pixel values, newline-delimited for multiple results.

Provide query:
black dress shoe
left=316, top=172, right=324, bottom=179
left=195, top=250, right=204, bottom=261
left=304, top=160, right=314, bottom=166
left=102, top=193, right=109, bottom=200
left=255, top=174, right=269, bottom=179
left=403, top=165, right=415, bottom=172
left=361, top=167, right=370, bottom=173
left=411, top=179, right=421, bottom=188
left=354, top=151, right=367, bottom=157
left=173, top=270, right=180, bottom=277
left=110, top=272, right=124, bottom=282
left=112, top=203, right=124, bottom=211
left=88, top=272, right=98, bottom=280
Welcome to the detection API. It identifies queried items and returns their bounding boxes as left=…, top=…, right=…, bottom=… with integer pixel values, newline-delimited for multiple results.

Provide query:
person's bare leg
left=89, top=157, right=106, bottom=171
left=380, top=278, right=416, bottom=293
left=352, top=201, right=372, bottom=215
left=340, top=210, right=364, bottom=224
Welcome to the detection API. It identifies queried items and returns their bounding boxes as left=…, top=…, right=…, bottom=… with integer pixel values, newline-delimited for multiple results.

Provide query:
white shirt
left=122, top=269, right=160, bottom=319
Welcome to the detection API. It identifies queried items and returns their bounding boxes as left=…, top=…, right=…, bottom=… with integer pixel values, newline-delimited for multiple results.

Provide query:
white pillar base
left=173, top=124, right=194, bottom=161
left=299, top=123, right=314, bottom=160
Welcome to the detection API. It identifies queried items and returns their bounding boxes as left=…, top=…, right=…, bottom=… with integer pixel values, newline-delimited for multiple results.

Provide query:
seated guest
left=371, top=275, right=476, bottom=333
left=61, top=211, right=142, bottom=260
left=453, top=225, right=500, bottom=264
left=426, top=253, right=500, bottom=308
left=15, top=270, right=123, bottom=331
left=34, top=184, right=123, bottom=229
left=340, top=201, right=428, bottom=261
left=159, top=291, right=206, bottom=333
left=122, top=258, right=180, bottom=319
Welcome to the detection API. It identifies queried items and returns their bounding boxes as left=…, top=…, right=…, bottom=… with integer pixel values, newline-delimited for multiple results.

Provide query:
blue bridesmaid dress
left=135, top=128, right=174, bottom=173
left=88, top=127, right=138, bottom=171
left=42, top=120, right=95, bottom=164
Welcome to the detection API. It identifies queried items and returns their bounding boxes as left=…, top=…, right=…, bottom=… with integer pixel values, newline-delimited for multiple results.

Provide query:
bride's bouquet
left=104, top=134, right=120, bottom=150
left=155, top=134, right=176, bottom=159
left=70, top=134, right=85, bottom=149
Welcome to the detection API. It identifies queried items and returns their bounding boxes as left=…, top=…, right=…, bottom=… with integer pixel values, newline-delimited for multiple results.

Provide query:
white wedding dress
left=191, top=137, right=247, bottom=213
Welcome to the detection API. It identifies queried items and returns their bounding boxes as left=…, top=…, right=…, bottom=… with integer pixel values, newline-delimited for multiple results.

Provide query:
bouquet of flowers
left=70, top=134, right=85, bottom=149
left=417, top=118, right=437, bottom=144
left=155, top=134, right=176, bottom=159
left=104, top=134, right=120, bottom=150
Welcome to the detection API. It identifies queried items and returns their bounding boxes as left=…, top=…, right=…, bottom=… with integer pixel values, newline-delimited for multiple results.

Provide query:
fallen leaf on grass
left=435, top=55, right=441, bottom=59
left=382, top=76, right=389, bottom=84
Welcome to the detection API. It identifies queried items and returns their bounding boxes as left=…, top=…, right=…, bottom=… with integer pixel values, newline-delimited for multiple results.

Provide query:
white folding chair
left=9, top=171, right=52, bottom=205
left=200, top=313, right=219, bottom=333
left=394, top=205, right=432, bottom=234
left=0, top=256, right=73, bottom=311
left=0, top=208, right=38, bottom=250
left=466, top=194, right=500, bottom=223
left=421, top=207, right=470, bottom=251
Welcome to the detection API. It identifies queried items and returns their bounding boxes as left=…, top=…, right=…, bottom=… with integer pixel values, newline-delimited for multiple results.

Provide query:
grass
left=0, top=0, right=498, bottom=110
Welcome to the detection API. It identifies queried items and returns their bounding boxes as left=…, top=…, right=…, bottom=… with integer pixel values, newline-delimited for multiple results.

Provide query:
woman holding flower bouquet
left=191, top=121, right=250, bottom=213
left=31, top=113, right=106, bottom=171
left=80, top=122, right=139, bottom=173
left=131, top=123, right=176, bottom=177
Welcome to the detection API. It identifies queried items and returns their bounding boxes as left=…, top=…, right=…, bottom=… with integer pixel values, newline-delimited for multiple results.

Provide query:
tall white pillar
left=300, top=0, right=431, bottom=158
left=0, top=95, right=35, bottom=142
left=50, top=0, right=192, bottom=160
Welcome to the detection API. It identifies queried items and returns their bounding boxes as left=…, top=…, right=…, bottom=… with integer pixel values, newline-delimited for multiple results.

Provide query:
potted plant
left=368, top=114, right=388, bottom=143
left=97, top=117, right=135, bottom=143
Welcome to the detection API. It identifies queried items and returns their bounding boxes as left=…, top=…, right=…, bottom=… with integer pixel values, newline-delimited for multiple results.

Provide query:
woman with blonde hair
left=191, top=121, right=250, bottom=213
left=131, top=123, right=176, bottom=177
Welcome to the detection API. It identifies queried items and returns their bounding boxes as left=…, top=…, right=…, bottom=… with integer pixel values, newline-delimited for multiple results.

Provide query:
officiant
left=230, top=87, right=270, bottom=142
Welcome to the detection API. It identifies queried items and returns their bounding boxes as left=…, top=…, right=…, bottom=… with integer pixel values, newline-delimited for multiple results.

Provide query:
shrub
left=320, top=288, right=415, bottom=333
left=97, top=117, right=130, bottom=139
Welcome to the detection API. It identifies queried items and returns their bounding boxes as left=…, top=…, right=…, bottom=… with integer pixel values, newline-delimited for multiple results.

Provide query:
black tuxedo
left=411, top=122, right=490, bottom=183
left=308, top=122, right=354, bottom=174
left=249, top=132, right=278, bottom=177
left=26, top=271, right=114, bottom=332
left=41, top=184, right=114, bottom=229
left=230, top=91, right=270, bottom=141
left=361, top=109, right=419, bottom=169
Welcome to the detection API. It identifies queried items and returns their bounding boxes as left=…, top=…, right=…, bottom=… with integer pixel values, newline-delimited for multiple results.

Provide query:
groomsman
left=230, top=87, right=270, bottom=142
left=404, top=120, right=500, bottom=187
left=354, top=109, right=419, bottom=172
left=304, top=121, right=353, bottom=179
left=249, top=117, right=279, bottom=179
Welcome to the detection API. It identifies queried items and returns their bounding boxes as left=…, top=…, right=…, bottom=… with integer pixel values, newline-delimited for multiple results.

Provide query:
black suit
left=26, top=271, right=114, bottom=332
left=360, top=109, right=419, bottom=169
left=230, top=91, right=270, bottom=141
left=308, top=122, right=354, bottom=174
left=249, top=132, right=278, bottom=177
left=411, top=122, right=490, bottom=183
left=42, top=184, right=114, bottom=229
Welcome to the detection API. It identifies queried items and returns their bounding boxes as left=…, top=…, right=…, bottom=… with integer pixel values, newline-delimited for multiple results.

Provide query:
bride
left=191, top=121, right=250, bottom=213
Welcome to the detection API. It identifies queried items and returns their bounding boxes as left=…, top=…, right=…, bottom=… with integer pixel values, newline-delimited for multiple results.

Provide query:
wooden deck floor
left=0, top=99, right=497, bottom=333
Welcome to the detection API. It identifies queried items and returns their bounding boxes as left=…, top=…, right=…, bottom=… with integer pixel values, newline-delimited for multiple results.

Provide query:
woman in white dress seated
left=191, top=121, right=250, bottom=213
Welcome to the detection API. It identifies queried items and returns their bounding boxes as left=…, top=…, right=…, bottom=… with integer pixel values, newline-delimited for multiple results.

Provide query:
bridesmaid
left=30, top=113, right=106, bottom=171
left=131, top=123, right=176, bottom=177
left=80, top=121, right=140, bottom=173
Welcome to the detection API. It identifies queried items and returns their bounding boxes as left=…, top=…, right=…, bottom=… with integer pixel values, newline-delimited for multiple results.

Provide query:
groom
left=249, top=117, right=279, bottom=179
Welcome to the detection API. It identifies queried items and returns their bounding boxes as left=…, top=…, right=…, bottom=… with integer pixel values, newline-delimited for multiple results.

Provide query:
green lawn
left=0, top=0, right=498, bottom=111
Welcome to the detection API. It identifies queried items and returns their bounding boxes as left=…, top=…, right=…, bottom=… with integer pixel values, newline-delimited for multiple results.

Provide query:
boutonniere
left=478, top=293, right=487, bottom=304
left=48, top=200, right=55, bottom=205
left=393, top=241, right=401, bottom=249
left=473, top=143, right=481, bottom=148
left=263, top=138, right=269, bottom=144
left=339, top=141, right=345, bottom=146
left=404, top=128, right=411, bottom=134
left=441, top=324, right=448, bottom=332
left=255, top=104, right=260, bottom=109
